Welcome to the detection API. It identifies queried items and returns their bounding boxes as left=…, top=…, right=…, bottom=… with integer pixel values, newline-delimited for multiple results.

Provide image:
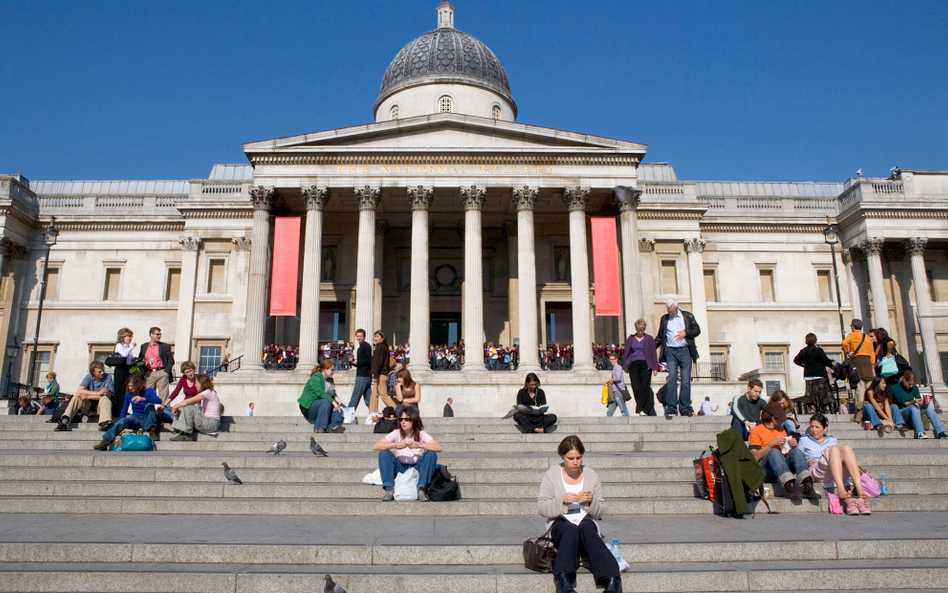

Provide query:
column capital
left=301, top=186, right=330, bottom=211
left=684, top=238, right=707, bottom=253
left=249, top=186, right=275, bottom=211
left=460, top=185, right=486, bottom=211
left=0, top=237, right=13, bottom=257
left=860, top=238, right=885, bottom=255
left=9, top=244, right=30, bottom=260
left=355, top=186, right=381, bottom=210
left=638, top=237, right=655, bottom=253
left=614, top=185, right=642, bottom=211
left=178, top=236, right=202, bottom=252
left=232, top=236, right=252, bottom=252
left=512, top=186, right=538, bottom=211
left=906, top=237, right=928, bottom=257
left=563, top=187, right=590, bottom=212
left=408, top=186, right=434, bottom=210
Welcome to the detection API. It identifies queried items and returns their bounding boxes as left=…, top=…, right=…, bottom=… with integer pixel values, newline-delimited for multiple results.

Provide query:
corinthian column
left=298, top=187, right=330, bottom=368
left=514, top=186, right=540, bottom=371
left=842, top=248, right=865, bottom=322
left=861, top=238, right=888, bottom=329
left=907, top=238, right=945, bottom=388
left=460, top=186, right=485, bottom=372
left=564, top=188, right=595, bottom=371
left=230, top=237, right=252, bottom=361
left=639, top=238, right=656, bottom=331
left=684, top=238, right=711, bottom=360
left=618, top=193, right=642, bottom=335
left=174, top=236, right=201, bottom=364
left=244, top=186, right=274, bottom=369
left=354, top=186, right=380, bottom=339
left=408, top=186, right=433, bottom=374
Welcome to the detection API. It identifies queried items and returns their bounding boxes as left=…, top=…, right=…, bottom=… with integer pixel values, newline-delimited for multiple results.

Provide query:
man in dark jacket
left=138, top=327, right=174, bottom=404
left=347, top=329, right=373, bottom=412
left=654, top=299, right=701, bottom=418
left=370, top=330, right=394, bottom=413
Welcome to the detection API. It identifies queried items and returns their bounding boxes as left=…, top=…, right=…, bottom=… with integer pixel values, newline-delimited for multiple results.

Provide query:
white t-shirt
left=561, top=470, right=587, bottom=526
left=245, top=408, right=253, bottom=417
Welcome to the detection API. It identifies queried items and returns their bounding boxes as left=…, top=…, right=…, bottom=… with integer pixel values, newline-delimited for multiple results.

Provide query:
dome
left=375, top=2, right=516, bottom=118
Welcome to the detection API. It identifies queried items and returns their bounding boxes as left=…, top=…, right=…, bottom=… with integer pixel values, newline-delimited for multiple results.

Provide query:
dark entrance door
left=430, top=313, right=461, bottom=347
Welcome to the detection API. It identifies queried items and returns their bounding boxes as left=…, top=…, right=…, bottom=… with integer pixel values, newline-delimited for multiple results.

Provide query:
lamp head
left=44, top=217, right=60, bottom=247
left=823, top=224, right=838, bottom=245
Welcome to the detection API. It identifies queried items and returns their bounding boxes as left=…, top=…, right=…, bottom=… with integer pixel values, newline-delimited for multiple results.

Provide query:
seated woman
left=798, top=413, right=871, bottom=515
left=297, top=360, right=345, bottom=433
left=862, top=376, right=904, bottom=433
left=373, top=406, right=442, bottom=502
left=170, top=374, right=221, bottom=441
left=768, top=390, right=799, bottom=435
left=890, top=371, right=947, bottom=439
left=95, top=374, right=162, bottom=450
left=170, top=361, right=199, bottom=404
left=513, top=373, right=557, bottom=434
left=393, top=367, right=421, bottom=418
left=537, top=435, right=621, bottom=593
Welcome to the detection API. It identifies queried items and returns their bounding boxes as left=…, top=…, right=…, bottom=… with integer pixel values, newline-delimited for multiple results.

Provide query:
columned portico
left=619, top=198, right=643, bottom=335
left=460, top=186, right=485, bottom=372
left=298, top=186, right=330, bottom=368
left=564, top=188, right=594, bottom=371
left=907, top=238, right=945, bottom=388
left=513, top=186, right=540, bottom=371
left=244, top=186, right=274, bottom=369
left=174, top=235, right=201, bottom=363
left=354, top=186, right=380, bottom=339
left=684, top=238, right=711, bottom=360
left=861, top=238, right=888, bottom=329
left=408, top=186, right=433, bottom=374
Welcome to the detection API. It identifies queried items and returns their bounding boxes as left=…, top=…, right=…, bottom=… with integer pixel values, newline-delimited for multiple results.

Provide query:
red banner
left=269, top=217, right=301, bottom=317
left=591, top=217, right=621, bottom=317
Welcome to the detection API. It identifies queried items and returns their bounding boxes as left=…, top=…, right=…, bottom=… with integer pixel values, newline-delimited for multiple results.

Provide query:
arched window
left=390, top=105, right=399, bottom=120
left=492, top=105, right=501, bottom=120
left=438, top=96, right=453, bottom=113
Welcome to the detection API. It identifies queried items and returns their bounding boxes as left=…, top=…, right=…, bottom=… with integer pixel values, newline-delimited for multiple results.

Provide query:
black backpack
left=424, top=465, right=461, bottom=502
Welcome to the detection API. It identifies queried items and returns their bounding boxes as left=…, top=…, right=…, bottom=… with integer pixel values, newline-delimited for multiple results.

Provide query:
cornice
left=0, top=205, right=39, bottom=227
left=54, top=222, right=186, bottom=232
left=700, top=222, right=828, bottom=233
left=182, top=210, right=254, bottom=219
left=637, top=211, right=703, bottom=221
left=249, top=155, right=641, bottom=166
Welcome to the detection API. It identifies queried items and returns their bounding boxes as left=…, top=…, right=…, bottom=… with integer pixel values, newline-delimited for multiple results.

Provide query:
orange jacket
left=842, top=330, right=875, bottom=364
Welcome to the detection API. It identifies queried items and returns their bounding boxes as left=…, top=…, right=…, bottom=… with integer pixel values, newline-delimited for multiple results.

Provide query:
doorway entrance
left=430, top=313, right=461, bottom=347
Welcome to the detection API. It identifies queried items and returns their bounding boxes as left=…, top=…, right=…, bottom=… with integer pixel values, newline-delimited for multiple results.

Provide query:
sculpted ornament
left=178, top=236, right=202, bottom=252
left=685, top=238, right=707, bottom=253
left=408, top=186, right=434, bottom=210
left=460, top=186, right=486, bottom=210
left=249, top=186, right=275, bottom=211
left=301, top=186, right=330, bottom=211
left=860, top=238, right=885, bottom=255
left=232, top=237, right=252, bottom=252
left=638, top=238, right=655, bottom=253
left=563, top=188, right=590, bottom=211
left=355, top=186, right=381, bottom=210
left=906, top=238, right=928, bottom=257
left=512, top=186, right=538, bottom=211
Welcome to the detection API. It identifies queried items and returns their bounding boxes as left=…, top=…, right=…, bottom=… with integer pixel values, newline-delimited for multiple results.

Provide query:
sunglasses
left=399, top=418, right=412, bottom=422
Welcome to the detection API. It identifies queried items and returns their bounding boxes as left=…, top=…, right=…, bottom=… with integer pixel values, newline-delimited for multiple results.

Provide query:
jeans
left=760, top=447, right=811, bottom=485
left=606, top=384, right=630, bottom=417
left=378, top=449, right=438, bottom=489
left=782, top=420, right=797, bottom=435
left=665, top=347, right=693, bottom=415
left=103, top=404, right=161, bottom=443
left=862, top=403, right=903, bottom=429
left=305, top=399, right=343, bottom=431
left=891, top=403, right=945, bottom=436
left=920, top=402, right=947, bottom=435
left=348, top=375, right=372, bottom=410
left=731, top=415, right=750, bottom=441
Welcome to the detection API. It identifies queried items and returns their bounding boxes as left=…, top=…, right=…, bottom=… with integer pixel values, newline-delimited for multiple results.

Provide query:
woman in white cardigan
left=537, top=435, right=621, bottom=593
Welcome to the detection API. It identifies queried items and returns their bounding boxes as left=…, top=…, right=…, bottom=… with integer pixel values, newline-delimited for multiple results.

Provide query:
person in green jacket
left=298, top=360, right=345, bottom=433
left=890, top=372, right=947, bottom=440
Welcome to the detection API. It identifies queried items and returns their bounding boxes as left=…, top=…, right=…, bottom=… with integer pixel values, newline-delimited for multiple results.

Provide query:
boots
left=553, top=572, right=577, bottom=593
left=603, top=576, right=623, bottom=593
left=93, top=438, right=110, bottom=451
left=801, top=477, right=822, bottom=500
left=784, top=479, right=803, bottom=501
left=148, top=427, right=160, bottom=442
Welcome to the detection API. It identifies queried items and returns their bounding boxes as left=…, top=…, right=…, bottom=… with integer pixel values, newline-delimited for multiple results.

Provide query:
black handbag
left=523, top=523, right=556, bottom=572
left=104, top=353, right=127, bottom=367
left=620, top=387, right=632, bottom=402
left=424, top=465, right=461, bottom=502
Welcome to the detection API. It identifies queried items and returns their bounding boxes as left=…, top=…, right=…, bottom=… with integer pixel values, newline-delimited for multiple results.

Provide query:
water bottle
left=880, top=474, right=888, bottom=496
left=611, top=538, right=621, bottom=561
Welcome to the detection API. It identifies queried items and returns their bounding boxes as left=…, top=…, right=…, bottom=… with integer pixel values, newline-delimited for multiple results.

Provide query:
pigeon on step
left=310, top=437, right=328, bottom=457
left=324, top=574, right=346, bottom=593
left=221, top=462, right=242, bottom=484
left=268, top=439, right=287, bottom=456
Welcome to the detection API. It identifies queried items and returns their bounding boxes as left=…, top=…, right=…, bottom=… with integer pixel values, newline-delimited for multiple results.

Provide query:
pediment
left=243, top=113, right=646, bottom=156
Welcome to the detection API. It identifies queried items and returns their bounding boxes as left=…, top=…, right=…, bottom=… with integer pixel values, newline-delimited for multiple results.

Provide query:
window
left=207, top=259, right=226, bottom=294
left=165, top=268, right=181, bottom=301
left=764, top=351, right=784, bottom=371
left=759, top=269, right=774, bottom=302
left=661, top=260, right=678, bottom=294
left=817, top=270, right=833, bottom=302
left=492, top=105, right=501, bottom=119
left=31, top=351, right=51, bottom=388
left=438, top=95, right=453, bottom=113
left=709, top=351, right=727, bottom=381
left=103, top=268, right=121, bottom=300
left=825, top=351, right=843, bottom=365
left=92, top=350, right=112, bottom=363
left=390, top=105, right=399, bottom=120
left=200, top=346, right=222, bottom=374
left=44, top=268, right=60, bottom=301
left=703, top=269, right=717, bottom=302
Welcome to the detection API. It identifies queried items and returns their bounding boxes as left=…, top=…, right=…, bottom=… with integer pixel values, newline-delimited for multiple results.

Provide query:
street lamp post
left=5, top=338, right=20, bottom=399
left=26, top=217, right=59, bottom=391
left=823, top=224, right=846, bottom=342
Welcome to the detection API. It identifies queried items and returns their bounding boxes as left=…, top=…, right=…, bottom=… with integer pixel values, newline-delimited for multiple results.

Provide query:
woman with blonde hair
left=110, top=328, right=137, bottom=417
left=393, top=367, right=421, bottom=417
left=621, top=318, right=660, bottom=416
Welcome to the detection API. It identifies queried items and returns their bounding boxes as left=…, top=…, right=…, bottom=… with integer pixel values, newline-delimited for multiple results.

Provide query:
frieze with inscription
left=335, top=164, right=557, bottom=176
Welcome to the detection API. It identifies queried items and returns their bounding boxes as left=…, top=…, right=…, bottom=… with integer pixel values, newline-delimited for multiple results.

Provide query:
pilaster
left=684, top=238, right=711, bottom=360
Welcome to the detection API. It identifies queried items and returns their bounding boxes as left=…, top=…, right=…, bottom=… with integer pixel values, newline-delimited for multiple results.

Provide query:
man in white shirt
left=699, top=397, right=718, bottom=416
left=245, top=402, right=254, bottom=417
left=654, top=299, right=702, bottom=419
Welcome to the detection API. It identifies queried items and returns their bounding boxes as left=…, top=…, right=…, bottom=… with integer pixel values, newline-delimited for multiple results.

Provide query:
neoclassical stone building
left=2, top=2, right=946, bottom=415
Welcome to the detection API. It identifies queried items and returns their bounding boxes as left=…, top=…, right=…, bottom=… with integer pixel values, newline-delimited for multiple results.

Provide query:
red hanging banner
left=269, top=217, right=301, bottom=317
left=590, top=217, right=622, bottom=317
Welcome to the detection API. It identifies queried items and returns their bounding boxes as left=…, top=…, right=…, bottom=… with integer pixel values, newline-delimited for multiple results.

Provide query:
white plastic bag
left=618, top=557, right=630, bottom=572
left=362, top=469, right=383, bottom=486
left=364, top=411, right=382, bottom=425
left=342, top=407, right=357, bottom=425
left=393, top=467, right=419, bottom=501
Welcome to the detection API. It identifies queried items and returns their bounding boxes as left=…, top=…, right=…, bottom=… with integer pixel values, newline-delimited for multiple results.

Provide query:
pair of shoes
left=784, top=480, right=803, bottom=502
left=937, top=431, right=948, bottom=439
left=170, top=433, right=192, bottom=442
left=553, top=572, right=577, bottom=593
left=315, top=428, right=326, bottom=433
left=381, top=489, right=394, bottom=502
left=602, top=576, right=622, bottom=593
left=417, top=488, right=430, bottom=502
left=147, top=428, right=160, bottom=442
left=98, top=421, right=113, bottom=432
left=853, top=497, right=872, bottom=515
left=54, top=419, right=70, bottom=432
left=844, top=498, right=861, bottom=515
left=801, top=477, right=822, bottom=500
left=328, top=426, right=345, bottom=433
left=916, top=432, right=928, bottom=439
left=664, top=413, right=674, bottom=420
left=93, top=438, right=110, bottom=451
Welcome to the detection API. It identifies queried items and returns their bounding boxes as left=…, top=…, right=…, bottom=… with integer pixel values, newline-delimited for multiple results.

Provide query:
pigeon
left=310, top=436, right=328, bottom=457
left=268, top=439, right=287, bottom=456
left=221, top=462, right=242, bottom=484
left=324, top=574, right=346, bottom=593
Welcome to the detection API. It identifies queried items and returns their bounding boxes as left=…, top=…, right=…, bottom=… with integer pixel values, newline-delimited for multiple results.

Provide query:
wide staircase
left=0, top=413, right=947, bottom=592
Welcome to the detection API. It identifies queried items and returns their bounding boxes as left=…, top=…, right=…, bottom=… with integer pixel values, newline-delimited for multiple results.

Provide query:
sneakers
left=328, top=426, right=346, bottom=434
left=93, top=438, right=110, bottom=451
left=801, top=477, right=822, bottom=500
left=854, top=498, right=872, bottom=515
left=54, top=418, right=70, bottom=432
left=916, top=432, right=928, bottom=439
left=170, top=432, right=192, bottom=442
left=937, top=431, right=948, bottom=440
left=784, top=480, right=804, bottom=502
left=844, top=498, right=861, bottom=515
left=382, top=489, right=394, bottom=502
left=417, top=488, right=430, bottom=502
left=98, top=421, right=113, bottom=432
left=147, top=428, right=160, bottom=442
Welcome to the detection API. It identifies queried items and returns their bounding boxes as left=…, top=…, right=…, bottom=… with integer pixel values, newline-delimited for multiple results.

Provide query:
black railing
left=691, top=362, right=726, bottom=382
left=209, top=355, right=242, bottom=377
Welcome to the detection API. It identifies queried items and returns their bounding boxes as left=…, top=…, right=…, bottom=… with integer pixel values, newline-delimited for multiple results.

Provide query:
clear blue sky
left=2, top=0, right=946, bottom=183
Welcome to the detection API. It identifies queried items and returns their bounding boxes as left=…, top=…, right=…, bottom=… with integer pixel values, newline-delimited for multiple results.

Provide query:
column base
left=570, top=363, right=598, bottom=373
left=517, top=363, right=541, bottom=373
left=461, top=364, right=487, bottom=373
